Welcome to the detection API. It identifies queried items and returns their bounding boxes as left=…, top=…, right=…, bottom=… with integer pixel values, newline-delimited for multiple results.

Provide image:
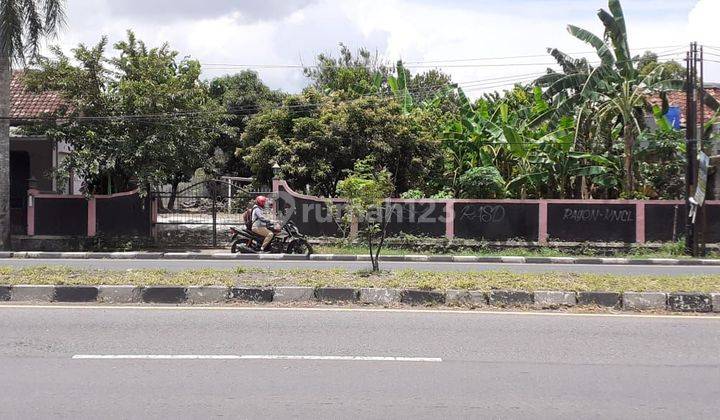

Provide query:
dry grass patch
left=0, top=266, right=718, bottom=293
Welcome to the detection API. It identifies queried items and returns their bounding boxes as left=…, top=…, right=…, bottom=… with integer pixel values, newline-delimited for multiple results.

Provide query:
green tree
left=239, top=91, right=442, bottom=196
left=636, top=51, right=684, bottom=80
left=336, top=159, right=394, bottom=272
left=303, top=43, right=388, bottom=98
left=0, top=0, right=65, bottom=249
left=208, top=71, right=285, bottom=176
left=27, top=31, right=230, bottom=206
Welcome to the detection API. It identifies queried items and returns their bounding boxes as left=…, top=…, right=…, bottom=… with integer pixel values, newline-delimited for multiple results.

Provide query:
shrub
left=457, top=167, right=506, bottom=199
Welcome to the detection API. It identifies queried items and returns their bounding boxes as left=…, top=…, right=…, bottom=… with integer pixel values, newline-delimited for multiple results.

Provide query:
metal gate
left=154, top=179, right=270, bottom=247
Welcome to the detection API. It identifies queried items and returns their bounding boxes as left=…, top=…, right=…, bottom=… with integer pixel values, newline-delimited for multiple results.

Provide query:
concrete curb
left=0, top=284, right=717, bottom=312
left=231, top=287, right=274, bottom=302
left=488, top=290, right=534, bottom=306
left=54, top=286, right=99, bottom=302
left=622, top=292, right=667, bottom=311
left=10, top=285, right=55, bottom=302
left=273, top=287, right=315, bottom=302
left=534, top=291, right=576, bottom=308
left=400, top=290, right=446, bottom=305
left=187, top=286, right=229, bottom=304
left=668, top=293, right=713, bottom=313
left=711, top=293, right=720, bottom=313
left=97, top=285, right=143, bottom=304
left=4, top=251, right=720, bottom=266
left=0, top=286, right=11, bottom=301
left=315, top=287, right=358, bottom=302
left=577, top=292, right=621, bottom=308
left=141, top=286, right=187, bottom=304
left=360, top=288, right=401, bottom=305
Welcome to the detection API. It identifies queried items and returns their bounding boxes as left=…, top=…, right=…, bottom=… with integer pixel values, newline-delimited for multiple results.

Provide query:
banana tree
left=387, top=60, right=413, bottom=114
left=506, top=121, right=617, bottom=198
left=537, top=0, right=683, bottom=195
left=442, top=87, right=500, bottom=193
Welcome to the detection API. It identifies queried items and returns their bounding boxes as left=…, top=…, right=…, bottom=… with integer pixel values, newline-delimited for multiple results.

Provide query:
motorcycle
left=228, top=221, right=313, bottom=255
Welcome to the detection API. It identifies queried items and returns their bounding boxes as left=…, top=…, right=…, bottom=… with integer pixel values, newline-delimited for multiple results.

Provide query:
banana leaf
left=567, top=24, right=615, bottom=67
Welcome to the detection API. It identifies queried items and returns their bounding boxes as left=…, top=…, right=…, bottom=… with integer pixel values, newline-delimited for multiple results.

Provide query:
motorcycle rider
left=251, top=195, right=276, bottom=252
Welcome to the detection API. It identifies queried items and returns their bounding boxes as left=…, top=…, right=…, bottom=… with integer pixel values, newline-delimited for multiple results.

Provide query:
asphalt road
left=0, top=306, right=718, bottom=418
left=3, top=257, right=720, bottom=275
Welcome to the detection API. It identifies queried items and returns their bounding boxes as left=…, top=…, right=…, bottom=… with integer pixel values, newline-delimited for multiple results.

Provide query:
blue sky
left=55, top=0, right=718, bottom=95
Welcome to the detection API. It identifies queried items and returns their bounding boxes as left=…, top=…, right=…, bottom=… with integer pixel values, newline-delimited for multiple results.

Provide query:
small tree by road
left=337, top=160, right=394, bottom=272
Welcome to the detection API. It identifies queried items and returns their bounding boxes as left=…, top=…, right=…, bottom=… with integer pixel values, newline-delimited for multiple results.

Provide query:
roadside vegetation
left=1, top=266, right=719, bottom=293
left=21, top=0, right=717, bottom=203
left=9, top=0, right=720, bottom=259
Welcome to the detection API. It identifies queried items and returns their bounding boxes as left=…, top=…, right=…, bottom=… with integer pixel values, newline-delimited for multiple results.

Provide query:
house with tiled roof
left=647, top=84, right=720, bottom=129
left=9, top=71, right=82, bottom=234
left=10, top=71, right=68, bottom=121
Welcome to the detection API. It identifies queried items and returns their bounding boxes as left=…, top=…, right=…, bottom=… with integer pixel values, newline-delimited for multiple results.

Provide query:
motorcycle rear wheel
left=232, top=241, right=256, bottom=254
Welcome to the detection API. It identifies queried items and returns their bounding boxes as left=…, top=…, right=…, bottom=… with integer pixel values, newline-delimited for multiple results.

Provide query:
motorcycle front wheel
left=286, top=239, right=313, bottom=256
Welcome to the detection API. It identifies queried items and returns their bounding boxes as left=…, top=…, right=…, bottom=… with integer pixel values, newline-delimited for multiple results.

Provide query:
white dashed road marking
left=72, top=354, right=443, bottom=362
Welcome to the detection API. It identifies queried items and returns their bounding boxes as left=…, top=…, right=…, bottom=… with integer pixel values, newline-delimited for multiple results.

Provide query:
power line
left=202, top=56, right=686, bottom=70
left=8, top=51, right=694, bottom=124
left=201, top=45, right=687, bottom=69
left=402, top=45, right=686, bottom=64
left=6, top=71, right=551, bottom=122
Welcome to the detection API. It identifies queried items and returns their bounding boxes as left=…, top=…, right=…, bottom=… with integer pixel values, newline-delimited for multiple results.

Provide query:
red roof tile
left=10, top=71, right=67, bottom=121
left=648, top=87, right=720, bottom=125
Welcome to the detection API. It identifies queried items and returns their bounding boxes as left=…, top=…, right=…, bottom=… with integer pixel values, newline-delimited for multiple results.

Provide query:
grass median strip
left=314, top=242, right=720, bottom=260
left=1, top=266, right=719, bottom=293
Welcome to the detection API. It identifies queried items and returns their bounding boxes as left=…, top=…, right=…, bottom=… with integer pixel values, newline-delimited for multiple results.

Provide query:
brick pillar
left=635, top=202, right=646, bottom=244
left=445, top=200, right=454, bottom=240
left=87, top=197, right=97, bottom=237
left=538, top=201, right=548, bottom=245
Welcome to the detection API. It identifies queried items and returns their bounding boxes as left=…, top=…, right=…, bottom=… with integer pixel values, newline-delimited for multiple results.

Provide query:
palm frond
left=43, top=0, right=67, bottom=33
left=22, top=0, right=42, bottom=58
left=0, top=0, right=65, bottom=61
left=0, top=0, right=24, bottom=60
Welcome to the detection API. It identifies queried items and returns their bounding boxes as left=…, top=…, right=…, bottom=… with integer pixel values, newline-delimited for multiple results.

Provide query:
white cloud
left=47, top=0, right=715, bottom=96
left=689, top=0, right=720, bottom=82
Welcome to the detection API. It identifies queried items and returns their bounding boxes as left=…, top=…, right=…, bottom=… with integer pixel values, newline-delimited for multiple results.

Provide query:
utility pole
left=698, top=45, right=707, bottom=256
left=685, top=43, right=697, bottom=256
left=685, top=42, right=709, bottom=257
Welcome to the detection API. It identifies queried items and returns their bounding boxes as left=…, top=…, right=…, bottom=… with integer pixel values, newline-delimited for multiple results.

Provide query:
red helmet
left=255, top=195, right=268, bottom=207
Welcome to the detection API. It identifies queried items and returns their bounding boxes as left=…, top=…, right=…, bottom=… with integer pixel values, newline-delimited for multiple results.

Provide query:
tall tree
left=239, top=90, right=442, bottom=196
left=208, top=71, right=285, bottom=176
left=27, top=31, right=229, bottom=206
left=0, top=0, right=66, bottom=250
left=303, top=43, right=388, bottom=98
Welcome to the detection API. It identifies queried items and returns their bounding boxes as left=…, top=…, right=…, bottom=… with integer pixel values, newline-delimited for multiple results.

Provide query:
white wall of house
left=56, top=140, right=83, bottom=194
